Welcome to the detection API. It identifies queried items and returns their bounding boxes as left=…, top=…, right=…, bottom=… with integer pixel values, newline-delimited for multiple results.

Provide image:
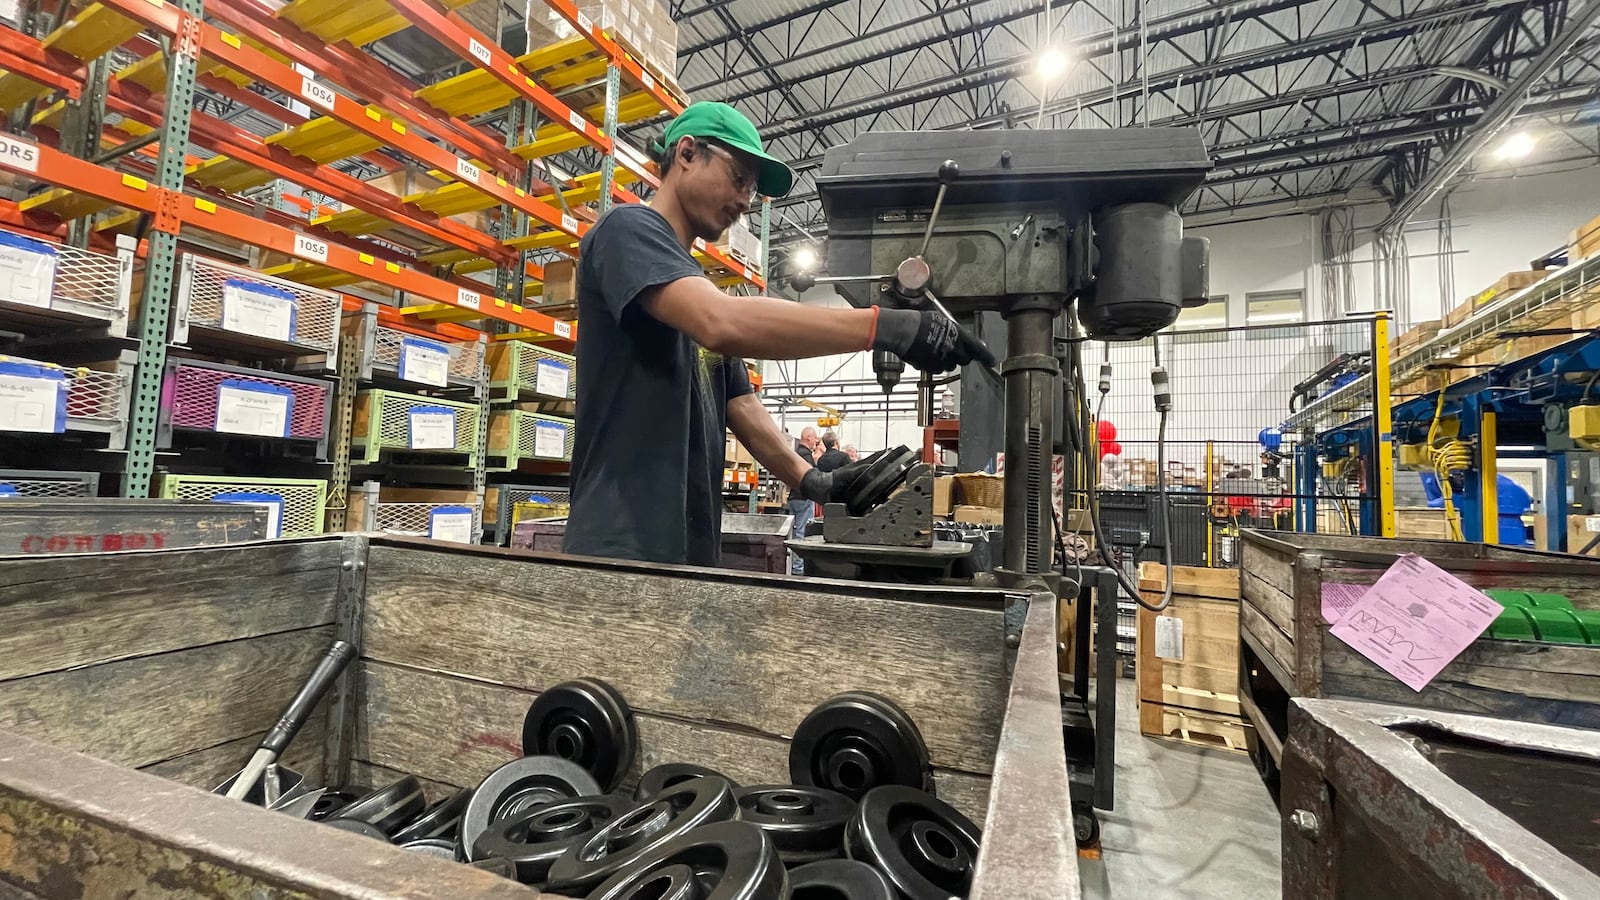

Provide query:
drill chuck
left=873, top=349, right=904, bottom=394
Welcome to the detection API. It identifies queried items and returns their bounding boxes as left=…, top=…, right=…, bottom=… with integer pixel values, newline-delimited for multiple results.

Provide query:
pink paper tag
left=1320, top=581, right=1369, bottom=624
left=1327, top=553, right=1502, bottom=692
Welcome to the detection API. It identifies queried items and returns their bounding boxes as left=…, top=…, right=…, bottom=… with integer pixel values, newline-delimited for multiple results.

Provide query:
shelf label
left=534, top=421, right=567, bottom=459
left=0, top=371, right=66, bottom=433
left=211, top=492, right=284, bottom=539
left=568, top=110, right=585, bottom=131
left=468, top=37, right=494, bottom=67
left=560, top=213, right=578, bottom=233
left=1154, top=615, right=1183, bottom=660
left=456, top=287, right=481, bottom=310
left=535, top=360, right=570, bottom=398
left=299, top=76, right=337, bottom=111
left=408, top=407, right=457, bottom=449
left=553, top=320, right=573, bottom=339
left=1586, top=516, right=1600, bottom=534
left=429, top=506, right=474, bottom=544
left=215, top=382, right=293, bottom=438
left=0, top=0, right=20, bottom=23
left=0, top=133, right=38, bottom=174
left=576, top=12, right=591, bottom=33
left=0, top=242, right=56, bottom=309
left=221, top=281, right=296, bottom=342
left=455, top=157, right=482, bottom=184
left=399, top=337, right=451, bottom=387
left=292, top=234, right=328, bottom=263
left=641, top=71, right=654, bottom=90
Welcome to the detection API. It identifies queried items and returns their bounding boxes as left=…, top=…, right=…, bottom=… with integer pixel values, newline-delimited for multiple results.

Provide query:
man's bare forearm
left=727, top=393, right=810, bottom=489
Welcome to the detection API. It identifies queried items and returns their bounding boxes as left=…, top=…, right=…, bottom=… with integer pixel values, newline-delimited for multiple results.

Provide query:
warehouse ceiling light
left=1493, top=131, right=1537, bottom=161
left=1037, top=48, right=1070, bottom=82
left=792, top=246, right=818, bottom=272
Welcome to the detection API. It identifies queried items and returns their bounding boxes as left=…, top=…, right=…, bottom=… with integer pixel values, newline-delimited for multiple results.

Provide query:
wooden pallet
left=1141, top=704, right=1252, bottom=753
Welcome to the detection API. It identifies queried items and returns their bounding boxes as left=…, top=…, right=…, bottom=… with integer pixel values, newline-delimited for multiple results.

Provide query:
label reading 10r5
left=300, top=77, right=336, bottom=111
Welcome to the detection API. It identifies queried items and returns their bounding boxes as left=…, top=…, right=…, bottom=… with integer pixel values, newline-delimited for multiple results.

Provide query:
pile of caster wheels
left=316, top=680, right=981, bottom=898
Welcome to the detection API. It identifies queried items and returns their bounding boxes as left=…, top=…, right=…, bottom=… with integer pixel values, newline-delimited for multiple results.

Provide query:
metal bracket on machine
left=822, top=463, right=935, bottom=548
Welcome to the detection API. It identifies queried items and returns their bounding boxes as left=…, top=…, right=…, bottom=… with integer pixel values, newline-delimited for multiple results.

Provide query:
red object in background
left=1097, top=420, right=1117, bottom=442
left=1103, top=440, right=1122, bottom=458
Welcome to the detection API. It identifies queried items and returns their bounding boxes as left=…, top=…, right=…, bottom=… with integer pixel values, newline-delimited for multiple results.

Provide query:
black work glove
left=874, top=307, right=998, bottom=374
left=798, top=449, right=887, bottom=504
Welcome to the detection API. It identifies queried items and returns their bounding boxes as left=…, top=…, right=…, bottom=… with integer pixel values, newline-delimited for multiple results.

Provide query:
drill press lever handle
left=916, top=160, right=960, bottom=260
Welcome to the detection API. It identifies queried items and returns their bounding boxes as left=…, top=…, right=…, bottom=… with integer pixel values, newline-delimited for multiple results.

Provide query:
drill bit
left=884, top=406, right=891, bottom=445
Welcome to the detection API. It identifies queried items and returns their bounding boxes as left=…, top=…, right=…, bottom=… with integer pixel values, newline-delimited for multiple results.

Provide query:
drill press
left=796, top=127, right=1212, bottom=591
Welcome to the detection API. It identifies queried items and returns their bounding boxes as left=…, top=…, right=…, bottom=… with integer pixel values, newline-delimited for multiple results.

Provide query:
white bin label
left=535, top=360, right=569, bottom=398
left=0, top=374, right=63, bottom=433
left=535, top=421, right=567, bottom=459
left=409, top=409, right=457, bottom=449
left=429, top=510, right=474, bottom=544
left=216, top=384, right=290, bottom=437
left=221, top=284, right=295, bottom=342
left=400, top=339, right=450, bottom=387
left=0, top=245, right=56, bottom=309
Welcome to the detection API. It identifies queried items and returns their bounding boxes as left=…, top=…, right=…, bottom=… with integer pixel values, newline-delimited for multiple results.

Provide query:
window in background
left=1170, top=295, right=1227, bottom=343
left=1245, top=290, right=1305, bottom=339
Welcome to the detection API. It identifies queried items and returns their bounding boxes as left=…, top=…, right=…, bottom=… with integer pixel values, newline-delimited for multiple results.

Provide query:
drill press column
left=1001, top=299, right=1062, bottom=580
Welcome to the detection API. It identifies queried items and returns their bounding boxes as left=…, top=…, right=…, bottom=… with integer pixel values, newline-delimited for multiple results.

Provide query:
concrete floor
left=1078, top=679, right=1283, bottom=900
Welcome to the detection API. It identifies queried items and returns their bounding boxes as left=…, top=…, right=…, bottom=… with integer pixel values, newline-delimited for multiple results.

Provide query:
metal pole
left=1371, top=311, right=1396, bottom=537
left=1001, top=301, right=1060, bottom=578
left=1204, top=440, right=1214, bottom=563
left=122, top=0, right=202, bottom=497
left=1480, top=410, right=1499, bottom=545
left=598, top=65, right=620, bottom=214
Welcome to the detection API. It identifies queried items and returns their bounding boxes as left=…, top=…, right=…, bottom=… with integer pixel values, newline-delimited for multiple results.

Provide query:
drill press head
left=815, top=128, right=1213, bottom=339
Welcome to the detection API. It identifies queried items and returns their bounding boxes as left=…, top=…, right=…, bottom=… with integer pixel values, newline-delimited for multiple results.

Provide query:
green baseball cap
left=655, top=101, right=794, bottom=199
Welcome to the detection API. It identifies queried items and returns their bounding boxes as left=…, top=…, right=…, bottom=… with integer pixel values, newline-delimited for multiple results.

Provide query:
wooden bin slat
left=0, top=541, right=341, bottom=681
left=359, top=545, right=1006, bottom=780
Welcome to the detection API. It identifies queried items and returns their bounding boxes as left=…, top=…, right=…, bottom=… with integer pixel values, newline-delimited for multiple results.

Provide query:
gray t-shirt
left=565, top=204, right=754, bottom=566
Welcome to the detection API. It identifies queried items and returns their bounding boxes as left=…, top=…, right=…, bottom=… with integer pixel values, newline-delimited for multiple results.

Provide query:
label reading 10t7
left=468, top=38, right=493, bottom=67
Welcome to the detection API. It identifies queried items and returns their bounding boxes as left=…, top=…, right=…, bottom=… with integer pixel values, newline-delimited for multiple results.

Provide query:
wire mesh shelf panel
left=175, top=254, right=341, bottom=365
left=2, top=353, right=134, bottom=446
left=487, top=340, right=576, bottom=400
left=487, top=410, right=575, bottom=470
left=155, top=474, right=328, bottom=538
left=1090, top=318, right=1378, bottom=560
left=369, top=503, right=482, bottom=537
left=369, top=324, right=486, bottom=389
left=158, top=359, right=334, bottom=455
left=352, top=390, right=480, bottom=465
left=0, top=469, right=99, bottom=497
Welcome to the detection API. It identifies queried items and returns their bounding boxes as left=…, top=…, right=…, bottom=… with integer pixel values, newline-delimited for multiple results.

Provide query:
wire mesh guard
left=177, top=253, right=340, bottom=354
left=0, top=469, right=98, bottom=497
left=155, top=475, right=328, bottom=538
left=368, top=502, right=482, bottom=540
left=161, top=360, right=332, bottom=441
left=357, top=390, right=480, bottom=460
left=1090, top=318, right=1379, bottom=562
left=489, top=410, right=575, bottom=467
left=491, top=341, right=576, bottom=400
left=370, top=325, right=486, bottom=387
left=0, top=232, right=128, bottom=325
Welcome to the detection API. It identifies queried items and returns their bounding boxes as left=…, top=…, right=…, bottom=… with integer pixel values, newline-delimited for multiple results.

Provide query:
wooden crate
left=0, top=499, right=268, bottom=555
left=0, top=537, right=1077, bottom=897
left=1238, top=530, right=1600, bottom=779
left=1135, top=564, right=1250, bottom=752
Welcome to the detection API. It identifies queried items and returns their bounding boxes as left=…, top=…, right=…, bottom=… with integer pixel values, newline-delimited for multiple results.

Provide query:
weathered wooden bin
left=512, top=513, right=795, bottom=575
left=0, top=498, right=268, bottom=555
left=0, top=535, right=1074, bottom=898
left=1239, top=530, right=1600, bottom=788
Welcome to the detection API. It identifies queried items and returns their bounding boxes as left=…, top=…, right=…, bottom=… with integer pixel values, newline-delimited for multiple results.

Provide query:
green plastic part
left=1488, top=607, right=1538, bottom=642
left=1484, top=589, right=1534, bottom=608
left=1572, top=610, right=1600, bottom=644
left=1526, top=593, right=1575, bottom=610
left=1527, top=609, right=1589, bottom=644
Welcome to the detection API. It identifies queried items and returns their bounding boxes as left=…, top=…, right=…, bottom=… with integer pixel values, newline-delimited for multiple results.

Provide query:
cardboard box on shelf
left=724, top=434, right=755, bottom=468
left=542, top=259, right=578, bottom=305
left=953, top=506, right=1004, bottom=526
left=1567, top=514, right=1600, bottom=557
left=1571, top=213, right=1600, bottom=261
left=933, top=476, right=954, bottom=517
left=1470, top=270, right=1546, bottom=308
left=1393, top=320, right=1440, bottom=357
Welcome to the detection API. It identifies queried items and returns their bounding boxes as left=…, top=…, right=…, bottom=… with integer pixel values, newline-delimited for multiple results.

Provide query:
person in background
left=816, top=431, right=850, bottom=473
left=843, top=444, right=859, bottom=462
left=788, top=427, right=820, bottom=573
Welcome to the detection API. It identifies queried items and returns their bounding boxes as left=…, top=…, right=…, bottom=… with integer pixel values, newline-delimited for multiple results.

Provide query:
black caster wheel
left=1072, top=801, right=1099, bottom=846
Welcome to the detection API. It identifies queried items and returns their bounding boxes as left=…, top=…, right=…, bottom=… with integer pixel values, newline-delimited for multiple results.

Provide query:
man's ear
left=677, top=136, right=697, bottom=166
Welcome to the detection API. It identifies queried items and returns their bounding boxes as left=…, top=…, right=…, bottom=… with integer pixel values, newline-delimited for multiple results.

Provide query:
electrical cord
left=1426, top=382, right=1467, bottom=542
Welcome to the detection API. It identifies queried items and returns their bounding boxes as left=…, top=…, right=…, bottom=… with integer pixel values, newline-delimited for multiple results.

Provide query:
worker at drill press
left=564, top=101, right=995, bottom=566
